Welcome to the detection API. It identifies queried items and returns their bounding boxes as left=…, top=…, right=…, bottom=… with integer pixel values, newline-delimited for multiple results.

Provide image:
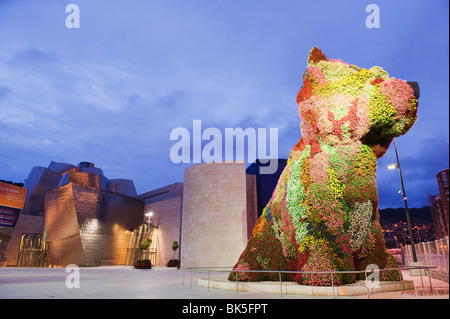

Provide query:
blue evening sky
left=0, top=0, right=448, bottom=209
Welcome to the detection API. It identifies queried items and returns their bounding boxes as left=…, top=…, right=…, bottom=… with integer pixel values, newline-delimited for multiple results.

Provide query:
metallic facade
left=4, top=161, right=144, bottom=267
left=45, top=183, right=144, bottom=266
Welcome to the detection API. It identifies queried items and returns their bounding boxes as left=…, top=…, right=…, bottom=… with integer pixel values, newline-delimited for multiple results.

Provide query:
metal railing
left=401, top=236, right=449, bottom=275
left=181, top=265, right=437, bottom=298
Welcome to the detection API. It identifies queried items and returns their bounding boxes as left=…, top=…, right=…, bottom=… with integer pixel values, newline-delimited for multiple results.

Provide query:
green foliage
left=228, top=220, right=290, bottom=282
left=0, top=180, right=24, bottom=187
left=139, top=238, right=152, bottom=251
left=368, top=86, right=397, bottom=133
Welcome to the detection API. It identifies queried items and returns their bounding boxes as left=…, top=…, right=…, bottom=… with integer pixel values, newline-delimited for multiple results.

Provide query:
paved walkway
left=0, top=266, right=448, bottom=299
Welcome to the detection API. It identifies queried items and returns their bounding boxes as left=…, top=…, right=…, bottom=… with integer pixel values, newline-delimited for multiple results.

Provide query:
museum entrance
left=16, top=233, right=48, bottom=267
left=124, top=224, right=158, bottom=266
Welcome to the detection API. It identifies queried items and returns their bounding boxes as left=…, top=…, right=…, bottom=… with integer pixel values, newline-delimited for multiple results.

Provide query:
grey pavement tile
left=0, top=266, right=448, bottom=300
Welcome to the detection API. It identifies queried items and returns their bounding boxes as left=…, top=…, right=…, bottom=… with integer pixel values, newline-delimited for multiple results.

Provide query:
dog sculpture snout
left=407, top=81, right=420, bottom=99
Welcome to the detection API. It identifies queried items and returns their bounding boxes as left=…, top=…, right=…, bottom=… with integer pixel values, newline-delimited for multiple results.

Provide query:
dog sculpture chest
left=230, top=47, right=419, bottom=286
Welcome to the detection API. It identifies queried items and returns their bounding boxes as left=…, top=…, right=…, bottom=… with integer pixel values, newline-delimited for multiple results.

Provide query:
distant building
left=246, top=159, right=288, bottom=216
left=382, top=221, right=435, bottom=248
left=429, top=195, right=445, bottom=239
left=428, top=168, right=449, bottom=239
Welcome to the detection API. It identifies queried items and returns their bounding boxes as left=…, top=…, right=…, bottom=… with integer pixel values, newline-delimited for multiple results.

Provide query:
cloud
left=0, top=86, right=12, bottom=105
left=8, top=47, right=61, bottom=66
left=0, top=0, right=448, bottom=204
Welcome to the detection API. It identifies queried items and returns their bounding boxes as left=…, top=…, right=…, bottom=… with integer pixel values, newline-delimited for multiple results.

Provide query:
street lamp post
left=145, top=212, right=153, bottom=231
left=387, top=138, right=418, bottom=262
left=144, top=212, right=154, bottom=260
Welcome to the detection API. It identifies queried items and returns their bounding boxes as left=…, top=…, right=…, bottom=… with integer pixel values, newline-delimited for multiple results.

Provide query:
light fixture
left=145, top=212, right=154, bottom=226
left=386, top=163, right=398, bottom=170
left=385, top=138, right=417, bottom=262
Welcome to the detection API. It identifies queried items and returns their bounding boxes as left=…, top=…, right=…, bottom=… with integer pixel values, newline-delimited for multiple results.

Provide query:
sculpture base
left=198, top=278, right=414, bottom=296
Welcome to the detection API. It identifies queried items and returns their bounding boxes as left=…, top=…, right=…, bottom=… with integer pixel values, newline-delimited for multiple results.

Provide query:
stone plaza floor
left=0, top=266, right=448, bottom=299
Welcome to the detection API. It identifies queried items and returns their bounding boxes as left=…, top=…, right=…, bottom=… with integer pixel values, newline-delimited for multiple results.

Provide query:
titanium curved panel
left=58, top=171, right=109, bottom=190
left=108, top=179, right=138, bottom=197
left=22, top=167, right=62, bottom=216
left=78, top=166, right=104, bottom=176
left=47, top=161, right=77, bottom=175
left=45, top=183, right=144, bottom=266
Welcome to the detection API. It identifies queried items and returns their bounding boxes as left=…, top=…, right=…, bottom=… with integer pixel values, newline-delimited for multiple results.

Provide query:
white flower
left=346, top=200, right=373, bottom=251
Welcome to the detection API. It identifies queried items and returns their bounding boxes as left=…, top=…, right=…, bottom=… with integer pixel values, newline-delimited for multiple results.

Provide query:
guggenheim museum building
left=1, top=160, right=285, bottom=268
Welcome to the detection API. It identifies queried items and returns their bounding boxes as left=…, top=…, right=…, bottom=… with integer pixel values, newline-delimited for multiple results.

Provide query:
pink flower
left=307, top=66, right=328, bottom=85
left=379, top=79, right=415, bottom=118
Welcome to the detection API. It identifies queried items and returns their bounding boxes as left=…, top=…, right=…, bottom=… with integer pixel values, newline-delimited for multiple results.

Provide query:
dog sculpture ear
left=308, top=46, right=328, bottom=64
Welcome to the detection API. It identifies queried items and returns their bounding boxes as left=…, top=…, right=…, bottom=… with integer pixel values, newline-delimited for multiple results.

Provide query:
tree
left=172, top=241, right=179, bottom=259
left=139, top=238, right=152, bottom=260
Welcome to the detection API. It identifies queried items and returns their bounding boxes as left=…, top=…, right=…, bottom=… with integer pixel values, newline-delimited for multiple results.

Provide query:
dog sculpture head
left=297, top=46, right=419, bottom=157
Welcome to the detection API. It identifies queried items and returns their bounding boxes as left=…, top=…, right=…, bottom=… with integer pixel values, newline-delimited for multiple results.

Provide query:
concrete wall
left=180, top=162, right=250, bottom=268
left=144, top=197, right=182, bottom=266
left=139, top=183, right=183, bottom=267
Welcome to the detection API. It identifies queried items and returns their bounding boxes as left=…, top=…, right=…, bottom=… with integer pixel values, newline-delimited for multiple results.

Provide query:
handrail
left=180, top=265, right=436, bottom=274
left=180, top=265, right=437, bottom=298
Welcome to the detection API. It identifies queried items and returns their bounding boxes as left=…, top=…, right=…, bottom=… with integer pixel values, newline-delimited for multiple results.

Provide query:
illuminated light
left=386, top=163, right=398, bottom=170
left=84, top=218, right=100, bottom=232
left=145, top=212, right=154, bottom=229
